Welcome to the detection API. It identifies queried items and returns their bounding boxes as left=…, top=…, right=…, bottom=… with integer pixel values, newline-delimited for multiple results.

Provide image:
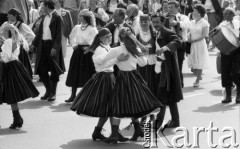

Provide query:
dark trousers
left=38, top=40, right=59, bottom=83
left=221, top=53, right=240, bottom=88
left=177, top=48, right=185, bottom=88
left=156, top=103, right=179, bottom=123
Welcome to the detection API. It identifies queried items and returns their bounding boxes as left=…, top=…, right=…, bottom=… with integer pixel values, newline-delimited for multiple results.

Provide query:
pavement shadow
left=60, top=139, right=143, bottom=149
left=209, top=89, right=223, bottom=97
left=0, top=128, right=27, bottom=135
left=19, top=100, right=54, bottom=110
left=192, top=103, right=239, bottom=113
left=49, top=103, right=71, bottom=112
left=182, top=86, right=204, bottom=94
left=183, top=72, right=196, bottom=78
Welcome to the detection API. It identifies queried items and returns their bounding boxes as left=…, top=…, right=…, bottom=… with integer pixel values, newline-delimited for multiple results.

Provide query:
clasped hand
left=156, top=48, right=164, bottom=56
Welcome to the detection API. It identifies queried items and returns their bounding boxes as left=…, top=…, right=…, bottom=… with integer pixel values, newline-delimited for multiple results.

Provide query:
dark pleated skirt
left=1, top=60, right=39, bottom=104
left=138, top=64, right=158, bottom=96
left=110, top=70, right=162, bottom=118
left=66, top=45, right=96, bottom=88
left=71, top=72, right=115, bottom=117
left=18, top=45, right=33, bottom=78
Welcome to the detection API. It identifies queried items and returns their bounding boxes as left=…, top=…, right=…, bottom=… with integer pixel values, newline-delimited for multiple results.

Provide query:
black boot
left=129, top=122, right=144, bottom=141
left=236, top=86, right=240, bottom=104
left=48, top=82, right=57, bottom=102
left=92, top=127, right=106, bottom=141
left=103, top=125, right=129, bottom=144
left=165, top=120, right=180, bottom=128
left=65, top=88, right=77, bottom=103
left=166, top=103, right=180, bottom=128
left=140, top=116, right=147, bottom=127
left=222, top=87, right=232, bottom=103
left=9, top=110, right=23, bottom=129
left=41, top=81, right=50, bottom=100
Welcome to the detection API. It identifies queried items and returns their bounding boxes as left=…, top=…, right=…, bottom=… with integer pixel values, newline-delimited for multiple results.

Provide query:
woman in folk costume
left=71, top=28, right=129, bottom=142
left=136, top=14, right=160, bottom=127
left=7, top=8, right=35, bottom=78
left=65, top=9, right=98, bottom=103
left=100, top=27, right=162, bottom=143
left=137, top=14, right=159, bottom=97
left=0, top=23, right=39, bottom=129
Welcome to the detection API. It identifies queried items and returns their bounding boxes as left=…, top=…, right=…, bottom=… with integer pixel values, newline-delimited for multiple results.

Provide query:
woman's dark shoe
left=222, top=87, right=232, bottom=103
left=65, top=95, right=75, bottom=103
left=140, top=116, right=147, bottom=127
left=92, top=127, right=106, bottom=141
left=103, top=125, right=129, bottom=144
left=65, top=88, right=77, bottom=103
left=129, top=122, right=144, bottom=141
left=41, top=81, right=50, bottom=100
left=9, top=110, right=23, bottom=129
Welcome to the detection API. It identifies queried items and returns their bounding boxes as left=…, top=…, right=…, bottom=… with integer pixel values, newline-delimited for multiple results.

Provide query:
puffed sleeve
left=19, top=23, right=35, bottom=45
left=202, top=19, right=210, bottom=28
left=93, top=47, right=106, bottom=64
left=69, top=25, right=80, bottom=47
left=98, top=46, right=120, bottom=65
left=93, top=47, right=118, bottom=68
left=137, top=48, right=147, bottom=67
left=0, top=39, right=12, bottom=63
left=86, top=27, right=98, bottom=45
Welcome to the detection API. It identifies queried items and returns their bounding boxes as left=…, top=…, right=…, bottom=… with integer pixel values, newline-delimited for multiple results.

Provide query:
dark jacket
left=60, top=8, right=74, bottom=38
left=156, top=27, right=183, bottom=105
left=32, top=11, right=65, bottom=75
left=105, top=22, right=134, bottom=47
left=164, top=17, right=185, bottom=61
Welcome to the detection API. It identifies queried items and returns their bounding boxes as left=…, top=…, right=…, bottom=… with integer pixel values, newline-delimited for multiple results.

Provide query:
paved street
left=0, top=47, right=239, bottom=149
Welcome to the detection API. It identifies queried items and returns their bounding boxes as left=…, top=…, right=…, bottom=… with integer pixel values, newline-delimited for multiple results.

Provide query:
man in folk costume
left=164, top=1, right=190, bottom=88
left=54, top=0, right=74, bottom=58
left=105, top=8, right=134, bottom=76
left=31, top=0, right=65, bottom=102
left=217, top=8, right=240, bottom=104
left=152, top=13, right=183, bottom=129
left=105, top=8, right=134, bottom=48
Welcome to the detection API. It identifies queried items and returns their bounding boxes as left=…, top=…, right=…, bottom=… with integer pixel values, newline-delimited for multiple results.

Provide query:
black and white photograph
left=0, top=0, right=239, bottom=149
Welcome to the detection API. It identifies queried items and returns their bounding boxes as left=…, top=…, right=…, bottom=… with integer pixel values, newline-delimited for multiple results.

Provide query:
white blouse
left=0, top=39, right=20, bottom=63
left=99, top=44, right=147, bottom=71
left=17, top=23, right=35, bottom=45
left=69, top=24, right=98, bottom=47
left=92, top=44, right=117, bottom=72
left=138, top=30, right=156, bottom=65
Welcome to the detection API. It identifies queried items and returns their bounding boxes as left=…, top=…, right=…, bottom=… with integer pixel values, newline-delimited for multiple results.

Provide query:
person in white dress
left=188, top=4, right=210, bottom=87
